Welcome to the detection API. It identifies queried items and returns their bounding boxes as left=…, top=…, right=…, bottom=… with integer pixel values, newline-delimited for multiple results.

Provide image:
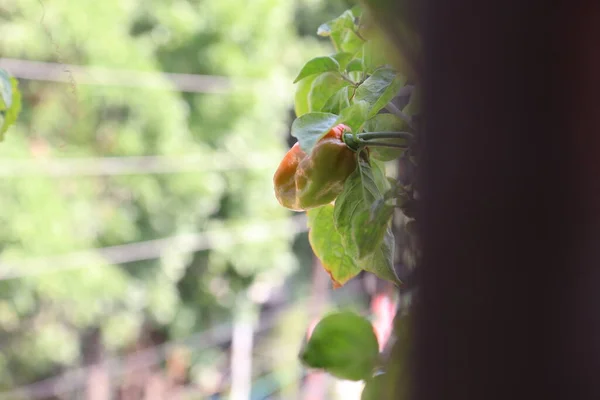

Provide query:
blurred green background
left=0, top=0, right=379, bottom=399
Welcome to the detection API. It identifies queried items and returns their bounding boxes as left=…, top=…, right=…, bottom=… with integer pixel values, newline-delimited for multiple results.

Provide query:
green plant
left=275, top=4, right=420, bottom=397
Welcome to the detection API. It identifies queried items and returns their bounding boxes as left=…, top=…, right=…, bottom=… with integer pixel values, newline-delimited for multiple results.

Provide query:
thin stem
left=385, top=102, right=415, bottom=129
left=357, top=131, right=414, bottom=141
left=343, top=132, right=412, bottom=151
left=349, top=85, right=358, bottom=101
left=396, top=85, right=414, bottom=98
left=353, top=28, right=366, bottom=42
left=339, top=73, right=357, bottom=85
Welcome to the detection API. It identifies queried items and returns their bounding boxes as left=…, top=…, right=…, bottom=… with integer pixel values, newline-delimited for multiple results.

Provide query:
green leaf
left=320, top=10, right=363, bottom=54
left=363, top=114, right=409, bottom=161
left=362, top=40, right=389, bottom=74
left=355, top=68, right=406, bottom=118
left=371, top=159, right=392, bottom=193
left=307, top=205, right=362, bottom=288
left=293, top=56, right=340, bottom=83
left=322, top=86, right=350, bottom=115
left=334, top=157, right=400, bottom=284
left=307, top=72, right=350, bottom=112
left=331, top=52, right=354, bottom=70
left=352, top=201, right=394, bottom=258
left=335, top=100, right=369, bottom=134
left=0, top=77, right=22, bottom=140
left=363, top=113, right=407, bottom=134
left=326, top=10, right=355, bottom=33
left=350, top=4, right=363, bottom=19
left=361, top=373, right=388, bottom=400
left=300, top=310, right=379, bottom=381
left=356, top=159, right=398, bottom=282
left=336, top=29, right=363, bottom=54
left=291, top=112, right=339, bottom=154
left=317, top=10, right=353, bottom=38
left=366, top=223, right=397, bottom=282
left=0, top=69, right=13, bottom=110
left=294, top=74, right=318, bottom=117
left=346, top=59, right=363, bottom=73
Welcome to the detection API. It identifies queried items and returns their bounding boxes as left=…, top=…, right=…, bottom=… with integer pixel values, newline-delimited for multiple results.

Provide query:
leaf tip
left=323, top=266, right=344, bottom=289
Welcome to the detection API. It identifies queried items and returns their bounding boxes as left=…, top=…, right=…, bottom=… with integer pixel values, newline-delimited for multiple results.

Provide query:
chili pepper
left=273, top=142, right=307, bottom=211
left=273, top=124, right=357, bottom=211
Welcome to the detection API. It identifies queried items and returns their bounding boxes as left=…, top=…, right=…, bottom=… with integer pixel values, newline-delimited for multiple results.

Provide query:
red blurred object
left=371, top=293, right=396, bottom=351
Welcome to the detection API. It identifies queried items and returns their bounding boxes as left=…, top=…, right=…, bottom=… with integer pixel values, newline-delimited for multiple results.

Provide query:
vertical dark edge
left=413, top=0, right=600, bottom=399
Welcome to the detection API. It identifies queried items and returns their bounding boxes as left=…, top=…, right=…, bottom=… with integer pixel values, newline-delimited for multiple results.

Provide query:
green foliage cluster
left=287, top=5, right=420, bottom=398
left=291, top=5, right=419, bottom=289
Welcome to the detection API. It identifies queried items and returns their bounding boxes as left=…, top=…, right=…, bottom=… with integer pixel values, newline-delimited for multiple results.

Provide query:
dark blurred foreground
left=368, top=0, right=600, bottom=399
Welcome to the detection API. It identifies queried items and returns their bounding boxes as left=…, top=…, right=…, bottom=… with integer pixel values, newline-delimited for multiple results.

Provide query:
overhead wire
left=0, top=215, right=307, bottom=281
left=0, top=59, right=286, bottom=179
left=0, top=152, right=283, bottom=177
left=0, top=58, right=259, bottom=93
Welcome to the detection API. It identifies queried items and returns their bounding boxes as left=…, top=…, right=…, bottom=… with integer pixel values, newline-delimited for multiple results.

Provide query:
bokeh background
left=0, top=0, right=392, bottom=398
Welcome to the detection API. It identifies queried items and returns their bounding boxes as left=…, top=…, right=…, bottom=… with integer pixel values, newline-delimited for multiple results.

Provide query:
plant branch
left=385, top=102, right=415, bottom=129
left=349, top=85, right=358, bottom=101
left=396, top=85, right=414, bottom=98
left=353, top=28, right=366, bottom=42
left=340, top=73, right=357, bottom=85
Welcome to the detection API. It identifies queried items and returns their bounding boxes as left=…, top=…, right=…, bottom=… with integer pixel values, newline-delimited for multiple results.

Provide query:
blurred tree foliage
left=0, top=0, right=351, bottom=390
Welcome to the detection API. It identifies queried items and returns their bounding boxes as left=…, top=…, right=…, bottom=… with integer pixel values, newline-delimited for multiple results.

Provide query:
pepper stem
left=356, top=132, right=413, bottom=141
left=343, top=132, right=410, bottom=151
left=342, top=133, right=361, bottom=151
